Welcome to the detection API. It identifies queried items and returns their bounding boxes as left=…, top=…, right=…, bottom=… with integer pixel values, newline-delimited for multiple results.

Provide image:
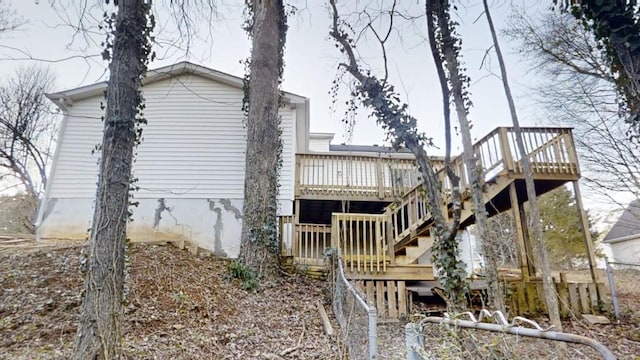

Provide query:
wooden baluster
left=375, top=157, right=384, bottom=199
left=356, top=215, right=361, bottom=273
left=331, top=214, right=337, bottom=259
left=294, top=224, right=299, bottom=261
left=305, top=224, right=310, bottom=265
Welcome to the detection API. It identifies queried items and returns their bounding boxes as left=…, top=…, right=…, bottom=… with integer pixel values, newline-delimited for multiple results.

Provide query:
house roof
left=46, top=61, right=308, bottom=109
left=309, top=132, right=335, bottom=140
left=603, top=199, right=640, bottom=244
left=329, top=144, right=412, bottom=154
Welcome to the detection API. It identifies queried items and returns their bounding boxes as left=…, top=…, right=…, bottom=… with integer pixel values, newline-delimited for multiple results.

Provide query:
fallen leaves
left=0, top=243, right=340, bottom=359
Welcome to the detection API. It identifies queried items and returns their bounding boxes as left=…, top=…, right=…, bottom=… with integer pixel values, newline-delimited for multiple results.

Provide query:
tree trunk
left=329, top=0, right=466, bottom=310
left=482, top=0, right=561, bottom=330
left=239, top=0, right=287, bottom=280
left=73, top=1, right=149, bottom=358
left=427, top=0, right=504, bottom=313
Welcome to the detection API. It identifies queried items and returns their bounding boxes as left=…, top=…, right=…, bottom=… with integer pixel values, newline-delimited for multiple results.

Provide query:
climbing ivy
left=239, top=0, right=291, bottom=278
left=99, top=0, right=155, bottom=221
left=328, top=0, right=467, bottom=310
left=96, top=0, right=156, bottom=301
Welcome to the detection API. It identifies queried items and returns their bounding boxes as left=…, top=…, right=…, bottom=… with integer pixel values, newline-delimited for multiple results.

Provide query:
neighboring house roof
left=46, top=61, right=308, bottom=110
left=603, top=199, right=640, bottom=244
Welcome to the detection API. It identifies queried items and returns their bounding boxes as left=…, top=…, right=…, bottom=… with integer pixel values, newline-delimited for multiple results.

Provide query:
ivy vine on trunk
left=426, top=0, right=504, bottom=313
left=73, top=1, right=154, bottom=359
left=238, top=0, right=288, bottom=281
left=328, top=0, right=468, bottom=310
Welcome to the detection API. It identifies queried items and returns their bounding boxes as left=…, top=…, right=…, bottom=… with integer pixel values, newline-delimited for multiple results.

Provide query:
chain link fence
left=328, top=250, right=377, bottom=360
left=406, top=310, right=615, bottom=360
left=605, top=257, right=640, bottom=319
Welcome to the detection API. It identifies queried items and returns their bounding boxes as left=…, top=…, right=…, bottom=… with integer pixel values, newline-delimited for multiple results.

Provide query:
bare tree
left=557, top=0, right=640, bottom=138
left=482, top=212, right=519, bottom=268
left=426, top=0, right=504, bottom=313
left=73, top=0, right=154, bottom=358
left=329, top=0, right=467, bottom=310
left=0, top=0, right=21, bottom=34
left=506, top=10, right=639, bottom=205
left=239, top=0, right=288, bottom=280
left=482, top=0, right=562, bottom=330
left=0, top=66, right=56, bottom=199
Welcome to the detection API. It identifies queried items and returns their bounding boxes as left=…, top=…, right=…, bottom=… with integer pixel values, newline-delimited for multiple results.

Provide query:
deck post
left=509, top=182, right=531, bottom=281
left=294, top=156, right=302, bottom=197
left=376, top=157, right=385, bottom=199
left=565, top=130, right=580, bottom=176
left=386, top=208, right=396, bottom=265
left=293, top=200, right=300, bottom=258
left=572, top=181, right=601, bottom=287
left=498, top=127, right=514, bottom=172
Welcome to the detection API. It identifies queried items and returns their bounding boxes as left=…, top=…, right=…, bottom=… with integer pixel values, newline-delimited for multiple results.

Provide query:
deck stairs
left=390, top=166, right=516, bottom=265
left=335, top=127, right=580, bottom=268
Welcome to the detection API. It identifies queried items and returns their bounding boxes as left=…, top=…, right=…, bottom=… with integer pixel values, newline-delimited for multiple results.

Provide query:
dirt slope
left=0, top=242, right=340, bottom=359
left=2, top=240, right=639, bottom=359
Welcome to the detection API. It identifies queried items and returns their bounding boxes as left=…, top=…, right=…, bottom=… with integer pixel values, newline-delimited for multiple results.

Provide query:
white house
left=603, top=199, right=640, bottom=267
left=36, top=62, right=309, bottom=258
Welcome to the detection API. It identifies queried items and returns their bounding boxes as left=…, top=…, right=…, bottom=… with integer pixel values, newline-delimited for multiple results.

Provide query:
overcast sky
left=2, top=0, right=629, bottom=219
left=0, top=0, right=549, bottom=149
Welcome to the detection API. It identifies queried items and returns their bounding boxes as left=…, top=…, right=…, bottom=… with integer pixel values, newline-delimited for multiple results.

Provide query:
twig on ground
left=280, top=322, right=306, bottom=356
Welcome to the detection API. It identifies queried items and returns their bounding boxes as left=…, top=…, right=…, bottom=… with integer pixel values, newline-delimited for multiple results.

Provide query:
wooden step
left=395, top=236, right=433, bottom=265
left=346, top=264, right=435, bottom=280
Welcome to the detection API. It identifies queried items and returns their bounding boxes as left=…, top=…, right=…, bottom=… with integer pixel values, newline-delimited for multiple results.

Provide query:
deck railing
left=504, top=127, right=578, bottom=176
left=280, top=216, right=331, bottom=265
left=279, top=215, right=295, bottom=256
left=331, top=213, right=389, bottom=273
left=295, top=153, right=438, bottom=200
left=294, top=223, right=332, bottom=266
left=387, top=127, right=579, bottom=245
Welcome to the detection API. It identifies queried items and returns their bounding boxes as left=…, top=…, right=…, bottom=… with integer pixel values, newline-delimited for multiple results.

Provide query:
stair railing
left=385, top=127, right=576, bottom=248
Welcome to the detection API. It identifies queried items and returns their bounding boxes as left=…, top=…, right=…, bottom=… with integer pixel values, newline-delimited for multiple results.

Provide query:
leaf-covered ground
left=0, top=241, right=341, bottom=359
left=1, top=239, right=639, bottom=359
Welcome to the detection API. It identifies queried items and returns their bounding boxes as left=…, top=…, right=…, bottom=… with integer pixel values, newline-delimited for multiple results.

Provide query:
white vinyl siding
left=308, top=137, right=331, bottom=152
left=48, top=73, right=297, bottom=201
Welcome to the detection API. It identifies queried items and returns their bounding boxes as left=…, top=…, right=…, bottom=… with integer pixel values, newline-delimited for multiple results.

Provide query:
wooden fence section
left=507, top=281, right=608, bottom=317
left=331, top=213, right=390, bottom=273
left=355, top=280, right=409, bottom=320
left=295, top=153, right=433, bottom=201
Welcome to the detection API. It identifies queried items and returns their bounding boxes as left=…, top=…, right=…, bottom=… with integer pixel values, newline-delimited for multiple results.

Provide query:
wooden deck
left=281, top=127, right=606, bottom=318
left=285, top=127, right=583, bottom=270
